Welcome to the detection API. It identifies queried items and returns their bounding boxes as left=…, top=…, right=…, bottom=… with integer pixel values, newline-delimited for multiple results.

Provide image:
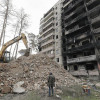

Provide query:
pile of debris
left=0, top=54, right=79, bottom=94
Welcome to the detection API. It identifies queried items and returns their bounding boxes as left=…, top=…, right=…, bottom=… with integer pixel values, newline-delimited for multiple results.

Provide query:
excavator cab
left=4, top=51, right=10, bottom=62
left=0, top=51, right=10, bottom=63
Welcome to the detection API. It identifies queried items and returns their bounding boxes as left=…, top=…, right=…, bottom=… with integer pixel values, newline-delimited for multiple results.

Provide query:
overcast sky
left=12, top=0, right=59, bottom=35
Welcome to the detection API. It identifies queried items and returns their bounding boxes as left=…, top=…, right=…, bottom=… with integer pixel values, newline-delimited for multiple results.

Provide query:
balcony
left=66, top=24, right=89, bottom=35
left=91, top=15, right=100, bottom=24
left=86, top=0, right=96, bottom=6
left=42, top=32, right=54, bottom=40
left=64, top=5, right=84, bottom=20
left=70, top=69, right=99, bottom=76
left=75, top=31, right=91, bottom=40
left=67, top=31, right=91, bottom=44
left=63, top=0, right=71, bottom=5
left=67, top=55, right=96, bottom=64
left=64, top=12, right=74, bottom=20
left=44, top=16, right=54, bottom=27
left=64, top=0, right=83, bottom=14
left=41, top=26, right=54, bottom=37
left=65, top=13, right=87, bottom=28
left=44, top=8, right=53, bottom=17
left=93, top=27, right=100, bottom=34
left=43, top=21, right=54, bottom=30
left=70, top=70, right=88, bottom=76
left=41, top=45, right=55, bottom=53
left=43, top=23, right=54, bottom=32
left=67, top=43, right=94, bottom=54
left=41, top=39, right=55, bottom=47
left=44, top=11, right=54, bottom=22
left=63, top=0, right=73, bottom=8
left=89, top=4, right=100, bottom=14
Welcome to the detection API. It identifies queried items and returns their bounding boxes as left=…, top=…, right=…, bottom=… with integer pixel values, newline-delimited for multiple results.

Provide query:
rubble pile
left=0, top=54, right=79, bottom=94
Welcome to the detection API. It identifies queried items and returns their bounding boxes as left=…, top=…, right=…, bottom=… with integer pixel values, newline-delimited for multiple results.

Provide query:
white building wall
left=54, top=0, right=64, bottom=66
left=39, top=0, right=64, bottom=66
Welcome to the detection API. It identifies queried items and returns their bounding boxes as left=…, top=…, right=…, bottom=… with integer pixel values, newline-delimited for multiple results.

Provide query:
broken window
left=53, top=35, right=55, bottom=39
left=71, top=45, right=75, bottom=48
left=56, top=35, right=58, bottom=39
left=82, top=40, right=89, bottom=45
left=85, top=64, right=95, bottom=70
left=84, top=51, right=91, bottom=56
left=74, top=65, right=78, bottom=71
left=63, top=57, right=66, bottom=61
left=57, top=58, right=59, bottom=62
left=63, top=48, right=66, bottom=52
left=73, top=55, right=77, bottom=58
left=64, top=66, right=67, bottom=70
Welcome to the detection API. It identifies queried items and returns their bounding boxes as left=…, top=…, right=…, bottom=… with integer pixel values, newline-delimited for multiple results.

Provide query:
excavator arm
left=0, top=33, right=29, bottom=59
left=21, top=33, right=28, bottom=49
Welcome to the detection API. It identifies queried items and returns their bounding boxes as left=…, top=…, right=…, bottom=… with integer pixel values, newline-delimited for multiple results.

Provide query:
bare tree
left=14, top=9, right=29, bottom=58
left=0, top=0, right=13, bottom=46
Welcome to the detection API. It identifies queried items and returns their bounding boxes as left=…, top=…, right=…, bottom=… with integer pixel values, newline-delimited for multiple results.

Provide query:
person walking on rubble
left=47, top=72, right=55, bottom=96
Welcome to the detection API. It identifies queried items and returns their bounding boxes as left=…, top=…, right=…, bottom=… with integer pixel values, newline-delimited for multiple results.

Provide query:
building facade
left=39, top=0, right=64, bottom=66
left=39, top=0, right=100, bottom=77
left=62, top=0, right=100, bottom=76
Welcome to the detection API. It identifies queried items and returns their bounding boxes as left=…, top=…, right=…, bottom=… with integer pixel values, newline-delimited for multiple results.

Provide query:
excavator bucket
left=23, top=48, right=30, bottom=56
left=18, top=48, right=30, bottom=57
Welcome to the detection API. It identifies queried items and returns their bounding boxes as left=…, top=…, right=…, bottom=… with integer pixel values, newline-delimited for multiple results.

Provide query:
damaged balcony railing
left=67, top=43, right=94, bottom=53
left=67, top=55, right=96, bottom=64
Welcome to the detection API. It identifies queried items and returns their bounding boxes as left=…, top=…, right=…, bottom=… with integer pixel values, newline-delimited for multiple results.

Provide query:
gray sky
left=12, top=0, right=59, bottom=35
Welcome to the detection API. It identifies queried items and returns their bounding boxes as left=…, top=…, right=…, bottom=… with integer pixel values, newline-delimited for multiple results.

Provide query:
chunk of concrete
left=13, top=81, right=25, bottom=93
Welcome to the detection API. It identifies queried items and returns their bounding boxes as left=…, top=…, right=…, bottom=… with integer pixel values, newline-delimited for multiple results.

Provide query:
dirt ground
left=0, top=84, right=100, bottom=100
left=0, top=92, right=61, bottom=100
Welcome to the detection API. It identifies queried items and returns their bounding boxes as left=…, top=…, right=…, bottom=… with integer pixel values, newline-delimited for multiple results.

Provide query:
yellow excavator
left=0, top=33, right=30, bottom=62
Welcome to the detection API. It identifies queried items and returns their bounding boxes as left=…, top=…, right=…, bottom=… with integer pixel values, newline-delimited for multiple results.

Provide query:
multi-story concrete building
left=39, top=0, right=100, bottom=78
left=39, top=0, right=64, bottom=66
left=62, top=0, right=100, bottom=77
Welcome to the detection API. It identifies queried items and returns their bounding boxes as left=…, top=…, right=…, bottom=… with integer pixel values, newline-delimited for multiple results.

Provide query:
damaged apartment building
left=39, top=0, right=64, bottom=66
left=39, top=0, right=100, bottom=77
left=62, top=0, right=100, bottom=77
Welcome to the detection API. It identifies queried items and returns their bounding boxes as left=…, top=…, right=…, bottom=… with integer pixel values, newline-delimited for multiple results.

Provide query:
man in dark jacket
left=47, top=72, right=55, bottom=96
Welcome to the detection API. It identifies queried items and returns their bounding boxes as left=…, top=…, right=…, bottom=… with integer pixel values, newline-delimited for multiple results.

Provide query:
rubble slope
left=0, top=54, right=79, bottom=93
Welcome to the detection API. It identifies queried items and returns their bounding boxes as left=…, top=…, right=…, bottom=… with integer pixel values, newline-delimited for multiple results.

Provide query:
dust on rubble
left=0, top=54, right=79, bottom=95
